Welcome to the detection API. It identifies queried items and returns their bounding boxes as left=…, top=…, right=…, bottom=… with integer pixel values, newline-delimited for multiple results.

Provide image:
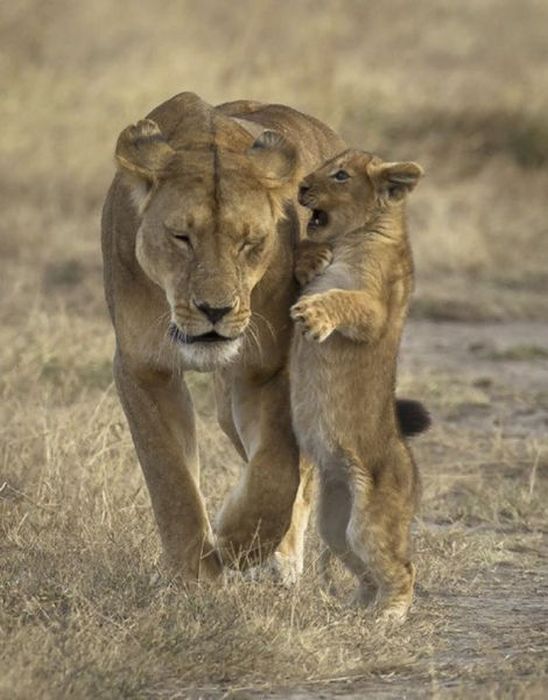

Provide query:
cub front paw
left=294, top=244, right=333, bottom=286
left=290, top=295, right=335, bottom=342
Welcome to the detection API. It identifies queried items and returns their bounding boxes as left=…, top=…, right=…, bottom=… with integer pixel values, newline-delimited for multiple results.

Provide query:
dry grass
left=1, top=1, right=548, bottom=697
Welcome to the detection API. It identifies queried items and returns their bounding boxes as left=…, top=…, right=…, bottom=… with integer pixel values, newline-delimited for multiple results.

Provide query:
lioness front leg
left=216, top=370, right=313, bottom=583
left=291, top=289, right=386, bottom=343
left=294, top=239, right=333, bottom=287
left=273, top=457, right=314, bottom=583
left=215, top=369, right=300, bottom=567
left=114, top=352, right=221, bottom=580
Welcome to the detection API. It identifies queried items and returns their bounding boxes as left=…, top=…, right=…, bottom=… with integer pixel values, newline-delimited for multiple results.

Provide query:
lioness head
left=115, top=120, right=299, bottom=369
left=298, top=150, right=423, bottom=242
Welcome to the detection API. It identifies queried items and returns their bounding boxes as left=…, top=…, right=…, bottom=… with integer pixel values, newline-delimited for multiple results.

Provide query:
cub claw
left=290, top=295, right=335, bottom=343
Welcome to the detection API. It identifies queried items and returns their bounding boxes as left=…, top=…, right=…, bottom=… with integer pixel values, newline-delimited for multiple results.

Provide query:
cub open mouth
left=308, top=209, right=329, bottom=229
left=169, top=325, right=233, bottom=345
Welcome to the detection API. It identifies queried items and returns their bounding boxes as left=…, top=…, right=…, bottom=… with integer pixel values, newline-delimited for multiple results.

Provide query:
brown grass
left=1, top=1, right=548, bottom=697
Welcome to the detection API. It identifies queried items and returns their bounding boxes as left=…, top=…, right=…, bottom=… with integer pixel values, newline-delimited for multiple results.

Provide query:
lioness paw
left=290, top=295, right=336, bottom=342
left=294, top=244, right=333, bottom=286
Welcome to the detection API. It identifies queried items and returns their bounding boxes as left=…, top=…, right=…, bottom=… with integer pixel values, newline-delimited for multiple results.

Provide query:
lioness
left=102, top=92, right=348, bottom=578
left=290, top=150, right=424, bottom=620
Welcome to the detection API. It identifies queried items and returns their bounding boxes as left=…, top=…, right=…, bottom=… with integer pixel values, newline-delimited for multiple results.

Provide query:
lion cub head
left=298, top=150, right=423, bottom=242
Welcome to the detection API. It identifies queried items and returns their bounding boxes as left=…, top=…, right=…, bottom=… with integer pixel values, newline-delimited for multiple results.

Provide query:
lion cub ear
left=370, top=161, right=424, bottom=201
left=247, top=130, right=299, bottom=189
left=115, top=119, right=176, bottom=210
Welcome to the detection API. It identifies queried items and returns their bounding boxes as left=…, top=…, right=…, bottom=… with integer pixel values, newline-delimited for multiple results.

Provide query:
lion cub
left=290, top=150, right=423, bottom=621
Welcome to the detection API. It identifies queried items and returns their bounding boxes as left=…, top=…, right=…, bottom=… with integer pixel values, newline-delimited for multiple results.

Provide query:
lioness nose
left=194, top=300, right=234, bottom=324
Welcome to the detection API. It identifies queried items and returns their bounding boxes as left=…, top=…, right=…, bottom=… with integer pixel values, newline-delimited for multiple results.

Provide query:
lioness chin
left=290, top=149, right=424, bottom=621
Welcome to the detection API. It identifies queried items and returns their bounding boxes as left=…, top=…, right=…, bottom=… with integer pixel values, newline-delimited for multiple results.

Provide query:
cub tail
left=396, top=399, right=431, bottom=437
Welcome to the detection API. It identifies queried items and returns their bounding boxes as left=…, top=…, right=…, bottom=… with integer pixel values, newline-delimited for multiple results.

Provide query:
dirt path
left=402, top=320, right=548, bottom=431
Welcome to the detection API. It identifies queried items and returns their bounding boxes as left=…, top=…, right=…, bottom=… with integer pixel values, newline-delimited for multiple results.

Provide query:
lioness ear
left=370, top=161, right=424, bottom=200
left=115, top=119, right=176, bottom=209
left=247, top=130, right=299, bottom=189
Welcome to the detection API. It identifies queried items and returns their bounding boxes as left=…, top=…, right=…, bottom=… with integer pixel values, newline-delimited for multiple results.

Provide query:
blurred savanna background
left=1, top=1, right=547, bottom=698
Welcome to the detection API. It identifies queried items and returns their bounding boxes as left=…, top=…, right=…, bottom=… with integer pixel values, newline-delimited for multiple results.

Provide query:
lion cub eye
left=332, top=169, right=350, bottom=182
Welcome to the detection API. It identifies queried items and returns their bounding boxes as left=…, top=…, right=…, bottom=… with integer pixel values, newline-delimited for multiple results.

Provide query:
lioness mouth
left=308, top=209, right=329, bottom=229
left=169, top=325, right=233, bottom=345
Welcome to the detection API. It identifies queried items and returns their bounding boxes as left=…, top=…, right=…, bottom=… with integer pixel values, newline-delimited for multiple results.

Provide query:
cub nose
left=194, top=300, right=234, bottom=324
left=298, top=183, right=310, bottom=204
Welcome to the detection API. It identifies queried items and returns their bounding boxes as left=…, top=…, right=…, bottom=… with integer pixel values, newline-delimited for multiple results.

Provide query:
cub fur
left=290, top=149, right=424, bottom=620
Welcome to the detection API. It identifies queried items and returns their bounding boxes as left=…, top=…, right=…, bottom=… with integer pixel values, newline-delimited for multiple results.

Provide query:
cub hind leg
left=316, top=472, right=377, bottom=604
left=346, top=451, right=417, bottom=622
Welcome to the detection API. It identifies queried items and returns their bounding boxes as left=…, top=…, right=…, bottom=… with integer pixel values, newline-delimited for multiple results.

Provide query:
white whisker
left=252, top=310, right=277, bottom=343
left=244, top=318, right=263, bottom=365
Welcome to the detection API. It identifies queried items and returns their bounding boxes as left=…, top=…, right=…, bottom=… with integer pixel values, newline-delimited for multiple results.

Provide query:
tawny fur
left=290, top=150, right=424, bottom=620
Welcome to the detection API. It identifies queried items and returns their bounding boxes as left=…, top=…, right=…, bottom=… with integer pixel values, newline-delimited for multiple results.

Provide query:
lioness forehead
left=156, top=152, right=274, bottom=235
left=159, top=185, right=272, bottom=232
left=164, top=149, right=254, bottom=186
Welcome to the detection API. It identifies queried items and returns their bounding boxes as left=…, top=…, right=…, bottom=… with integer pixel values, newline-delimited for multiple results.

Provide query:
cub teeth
left=309, top=209, right=328, bottom=227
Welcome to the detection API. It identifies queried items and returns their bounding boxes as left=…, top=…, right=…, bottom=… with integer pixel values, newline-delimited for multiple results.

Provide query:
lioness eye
left=239, top=239, right=263, bottom=253
left=333, top=169, right=350, bottom=182
left=170, top=230, right=192, bottom=247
